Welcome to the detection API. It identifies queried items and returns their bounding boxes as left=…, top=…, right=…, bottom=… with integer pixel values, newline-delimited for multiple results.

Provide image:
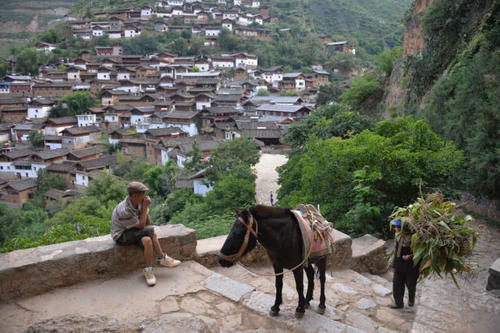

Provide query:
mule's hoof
left=295, top=311, right=305, bottom=319
left=269, top=307, right=280, bottom=317
left=317, top=306, right=326, bottom=315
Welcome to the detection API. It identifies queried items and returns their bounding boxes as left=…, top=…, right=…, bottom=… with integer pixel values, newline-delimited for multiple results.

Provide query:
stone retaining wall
left=0, top=224, right=196, bottom=302
left=0, top=225, right=354, bottom=302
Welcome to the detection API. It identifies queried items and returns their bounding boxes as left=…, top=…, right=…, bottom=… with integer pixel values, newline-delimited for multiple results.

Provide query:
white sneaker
left=158, top=254, right=181, bottom=268
left=143, top=267, right=156, bottom=286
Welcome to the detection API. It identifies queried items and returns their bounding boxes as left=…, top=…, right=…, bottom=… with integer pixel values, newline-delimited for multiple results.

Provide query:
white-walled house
left=27, top=98, right=54, bottom=120
left=77, top=114, right=97, bottom=127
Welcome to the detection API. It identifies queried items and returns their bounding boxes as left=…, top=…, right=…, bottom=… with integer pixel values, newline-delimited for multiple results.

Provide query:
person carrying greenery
left=111, top=181, right=180, bottom=286
left=390, top=219, right=419, bottom=309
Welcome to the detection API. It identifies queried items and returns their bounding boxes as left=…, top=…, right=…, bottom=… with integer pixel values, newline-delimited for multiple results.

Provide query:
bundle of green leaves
left=390, top=192, right=478, bottom=288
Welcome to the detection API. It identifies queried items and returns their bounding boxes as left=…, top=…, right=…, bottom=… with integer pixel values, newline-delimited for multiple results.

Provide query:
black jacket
left=393, top=236, right=418, bottom=272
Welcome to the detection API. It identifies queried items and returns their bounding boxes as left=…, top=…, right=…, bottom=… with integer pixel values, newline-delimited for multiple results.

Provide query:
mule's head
left=217, top=208, right=258, bottom=267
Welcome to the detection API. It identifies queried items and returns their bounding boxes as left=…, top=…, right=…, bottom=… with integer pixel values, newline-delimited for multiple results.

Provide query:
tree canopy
left=278, top=117, right=463, bottom=238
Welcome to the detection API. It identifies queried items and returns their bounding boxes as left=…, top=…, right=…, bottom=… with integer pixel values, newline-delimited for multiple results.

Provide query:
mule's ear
left=232, top=208, right=241, bottom=216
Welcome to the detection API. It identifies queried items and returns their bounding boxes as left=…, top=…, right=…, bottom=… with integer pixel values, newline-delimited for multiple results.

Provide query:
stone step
left=202, top=268, right=368, bottom=333
left=212, top=263, right=406, bottom=333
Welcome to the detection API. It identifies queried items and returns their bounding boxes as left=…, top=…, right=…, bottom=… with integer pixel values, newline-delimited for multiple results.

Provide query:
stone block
left=0, top=224, right=196, bottom=302
left=203, top=272, right=255, bottom=302
left=486, top=258, right=500, bottom=290
left=330, top=229, right=353, bottom=269
left=351, top=234, right=388, bottom=274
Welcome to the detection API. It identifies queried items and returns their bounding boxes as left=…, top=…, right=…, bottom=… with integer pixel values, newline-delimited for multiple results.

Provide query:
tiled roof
left=7, top=178, right=37, bottom=192
left=35, top=148, right=70, bottom=160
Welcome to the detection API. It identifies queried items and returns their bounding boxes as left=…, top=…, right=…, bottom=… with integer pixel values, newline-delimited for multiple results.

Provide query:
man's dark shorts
left=116, top=226, right=155, bottom=248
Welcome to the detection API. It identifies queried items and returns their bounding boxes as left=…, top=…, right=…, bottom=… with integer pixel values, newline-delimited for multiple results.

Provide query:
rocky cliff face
left=403, top=0, right=434, bottom=56
left=384, top=0, right=434, bottom=112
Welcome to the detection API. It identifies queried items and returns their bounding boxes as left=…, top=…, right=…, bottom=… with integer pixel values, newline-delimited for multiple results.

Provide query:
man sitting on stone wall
left=111, top=181, right=181, bottom=286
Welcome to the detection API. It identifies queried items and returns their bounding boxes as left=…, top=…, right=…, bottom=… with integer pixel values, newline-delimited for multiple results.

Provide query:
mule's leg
left=293, top=267, right=306, bottom=318
left=318, top=257, right=327, bottom=314
left=270, top=265, right=283, bottom=316
left=304, top=264, right=315, bottom=308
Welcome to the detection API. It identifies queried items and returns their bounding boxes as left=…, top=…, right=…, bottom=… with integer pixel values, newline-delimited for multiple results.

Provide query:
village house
left=27, top=98, right=55, bottom=120
left=0, top=178, right=37, bottom=207
left=1, top=106, right=28, bottom=123
left=145, top=127, right=185, bottom=141
left=32, top=82, right=74, bottom=98
left=73, top=155, right=116, bottom=188
left=256, top=104, right=312, bottom=122
left=46, top=162, right=76, bottom=188
left=326, top=41, right=356, bottom=55
left=11, top=123, right=44, bottom=143
left=280, top=72, right=306, bottom=91
left=60, top=126, right=101, bottom=148
left=0, top=124, right=11, bottom=143
left=45, top=116, right=78, bottom=136
left=67, top=147, right=104, bottom=161
left=163, top=110, right=200, bottom=136
left=175, top=138, right=220, bottom=168
left=35, top=41, right=56, bottom=54
left=44, top=135, right=63, bottom=150
left=120, top=137, right=157, bottom=164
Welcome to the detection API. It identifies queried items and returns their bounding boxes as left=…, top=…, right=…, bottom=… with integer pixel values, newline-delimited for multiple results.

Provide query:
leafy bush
left=278, top=117, right=463, bottom=238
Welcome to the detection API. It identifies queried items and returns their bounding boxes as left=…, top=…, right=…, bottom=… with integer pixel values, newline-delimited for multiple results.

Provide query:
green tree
left=15, top=48, right=41, bottom=75
left=257, top=88, right=270, bottom=96
left=374, top=46, right=402, bottom=77
left=280, top=90, right=298, bottom=96
left=340, top=73, right=384, bottom=113
left=86, top=172, right=127, bottom=204
left=28, top=130, right=44, bottom=148
left=50, top=92, right=94, bottom=117
left=284, top=103, right=374, bottom=150
left=205, top=169, right=256, bottom=212
left=218, top=28, right=240, bottom=51
left=122, top=34, right=159, bottom=55
left=183, top=142, right=205, bottom=172
left=36, top=169, right=65, bottom=195
left=317, top=83, right=344, bottom=105
left=0, top=60, right=7, bottom=77
left=278, top=117, right=463, bottom=238
left=142, top=161, right=179, bottom=199
left=208, top=138, right=260, bottom=180
left=325, top=52, right=360, bottom=74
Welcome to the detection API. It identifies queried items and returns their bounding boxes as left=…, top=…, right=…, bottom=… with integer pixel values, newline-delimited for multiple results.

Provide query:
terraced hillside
left=0, top=0, right=79, bottom=57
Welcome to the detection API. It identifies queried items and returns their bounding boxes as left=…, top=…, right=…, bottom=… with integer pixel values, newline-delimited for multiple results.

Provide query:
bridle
left=218, top=212, right=258, bottom=263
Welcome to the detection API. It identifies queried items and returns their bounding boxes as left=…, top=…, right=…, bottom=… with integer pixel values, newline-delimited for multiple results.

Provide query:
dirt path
left=254, top=153, right=288, bottom=205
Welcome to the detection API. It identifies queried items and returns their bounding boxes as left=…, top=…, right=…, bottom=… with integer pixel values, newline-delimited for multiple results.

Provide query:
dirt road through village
left=254, top=153, right=288, bottom=205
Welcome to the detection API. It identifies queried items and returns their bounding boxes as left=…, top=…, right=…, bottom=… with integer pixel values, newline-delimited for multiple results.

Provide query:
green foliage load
left=279, top=117, right=463, bottom=238
left=390, top=192, right=478, bottom=288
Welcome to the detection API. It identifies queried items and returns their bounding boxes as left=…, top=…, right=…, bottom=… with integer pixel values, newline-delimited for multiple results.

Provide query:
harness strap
left=218, top=213, right=256, bottom=263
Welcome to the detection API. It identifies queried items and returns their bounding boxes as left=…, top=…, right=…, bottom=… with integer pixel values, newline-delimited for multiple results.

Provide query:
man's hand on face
left=143, top=195, right=152, bottom=207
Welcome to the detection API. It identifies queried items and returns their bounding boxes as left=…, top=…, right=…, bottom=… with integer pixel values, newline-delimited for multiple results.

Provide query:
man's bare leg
left=142, top=236, right=153, bottom=267
left=152, top=232, right=164, bottom=257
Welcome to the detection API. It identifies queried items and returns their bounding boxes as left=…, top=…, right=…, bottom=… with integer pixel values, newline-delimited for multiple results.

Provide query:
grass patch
left=0, top=1, right=78, bottom=11
left=0, top=12, right=35, bottom=25
left=39, top=14, right=62, bottom=27
left=0, top=40, right=25, bottom=58
left=0, top=32, right=36, bottom=39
